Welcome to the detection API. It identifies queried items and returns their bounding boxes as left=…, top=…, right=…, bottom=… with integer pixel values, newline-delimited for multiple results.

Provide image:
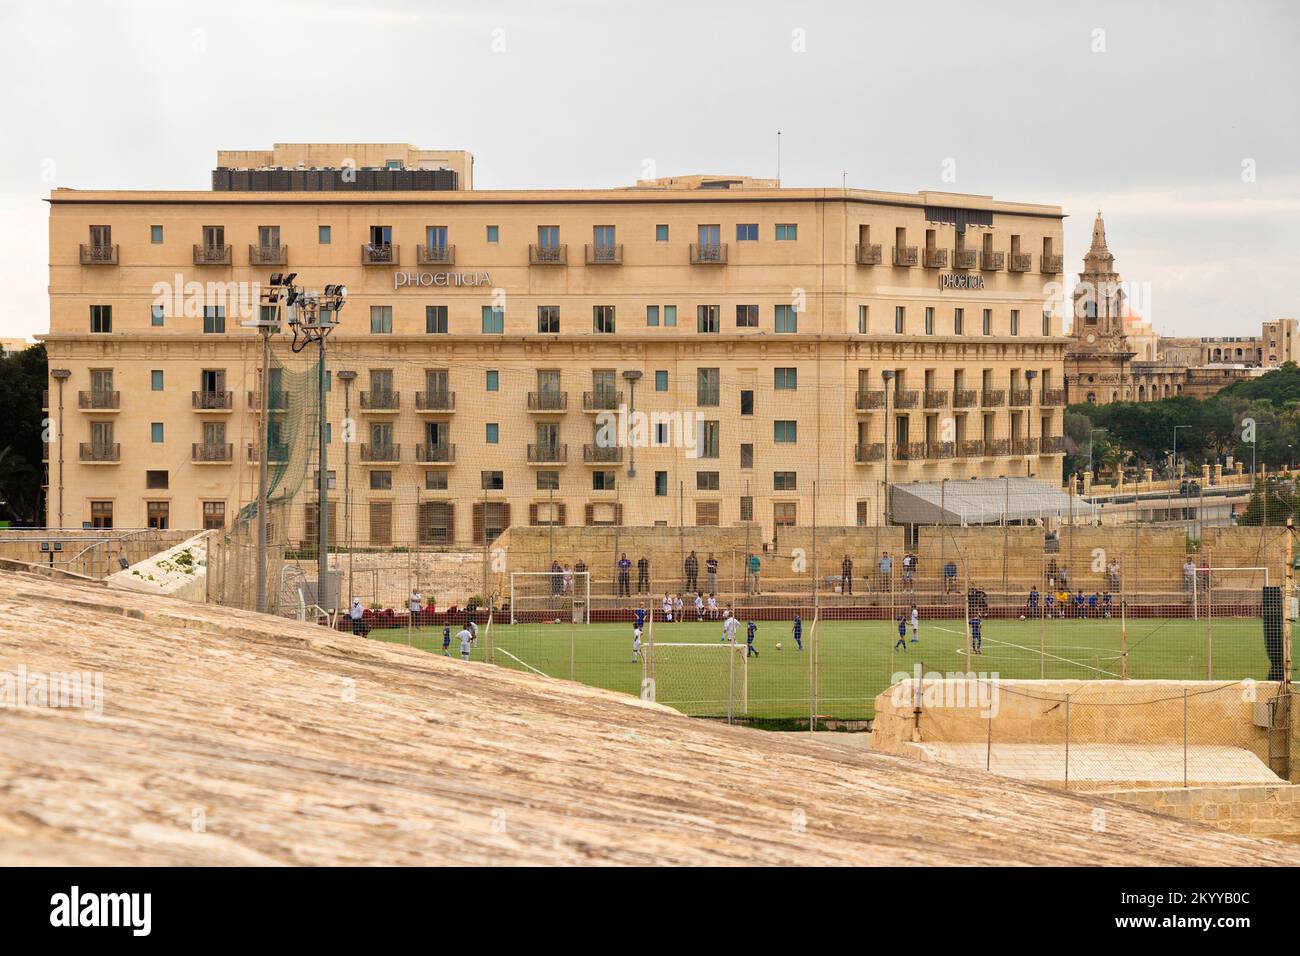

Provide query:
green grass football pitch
left=371, top=613, right=1278, bottom=721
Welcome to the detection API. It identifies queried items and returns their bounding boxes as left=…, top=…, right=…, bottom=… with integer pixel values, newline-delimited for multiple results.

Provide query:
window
left=697, top=305, right=720, bottom=334
left=740, top=443, right=754, bottom=468
left=924, top=307, right=934, bottom=335
left=593, top=305, right=615, bottom=334
left=146, top=501, right=170, bottom=530
left=654, top=370, right=668, bottom=391
left=736, top=223, right=758, bottom=241
left=774, top=502, right=797, bottom=528
left=736, top=304, right=759, bottom=328
left=954, top=308, right=964, bottom=335
left=774, top=420, right=797, bottom=443
left=775, top=223, right=797, bottom=241
left=655, top=224, right=669, bottom=242
left=695, top=501, right=720, bottom=527
left=982, top=309, right=992, bottom=335
left=697, top=368, right=720, bottom=406
left=537, top=305, right=560, bottom=334
left=486, top=370, right=499, bottom=391
left=151, top=304, right=164, bottom=327
left=370, top=470, right=393, bottom=491
left=318, top=225, right=331, bottom=244
left=536, top=471, right=560, bottom=491
left=150, top=225, right=164, bottom=244
left=774, top=471, right=797, bottom=491
left=369, top=502, right=393, bottom=547
left=203, top=305, right=225, bottom=334
left=370, top=306, right=393, bottom=334
left=696, top=471, right=720, bottom=491
left=740, top=390, right=753, bottom=415
left=150, top=422, right=164, bottom=443
left=894, top=306, right=904, bottom=334
left=425, top=470, right=449, bottom=491
left=775, top=305, right=798, bottom=333
left=654, top=471, right=668, bottom=496
left=1042, top=310, right=1051, bottom=336
left=486, top=423, right=499, bottom=443
left=646, top=305, right=659, bottom=327
left=592, top=471, right=617, bottom=490
left=740, top=496, right=753, bottom=521
left=202, top=501, right=225, bottom=530
left=486, top=225, right=499, bottom=243
left=425, top=305, right=448, bottom=334
left=537, top=225, right=560, bottom=249
left=426, top=225, right=448, bottom=249
left=90, top=501, right=113, bottom=529
left=1010, top=309, right=1020, bottom=336
left=146, top=470, right=168, bottom=490
left=90, top=305, right=112, bottom=334
left=858, top=305, right=869, bottom=334
left=481, top=471, right=504, bottom=490
left=774, top=368, right=797, bottom=390
left=481, top=306, right=504, bottom=334
left=150, top=370, right=163, bottom=391
left=663, top=305, right=677, bottom=327
left=698, top=420, right=720, bottom=458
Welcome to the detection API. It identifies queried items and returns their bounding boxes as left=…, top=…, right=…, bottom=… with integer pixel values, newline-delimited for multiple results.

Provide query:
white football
left=1019, top=614, right=1026, bottom=620
left=775, top=642, right=783, bottom=651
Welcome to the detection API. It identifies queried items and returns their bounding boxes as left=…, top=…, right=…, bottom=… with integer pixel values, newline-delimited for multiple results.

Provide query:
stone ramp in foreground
left=0, top=570, right=1297, bottom=866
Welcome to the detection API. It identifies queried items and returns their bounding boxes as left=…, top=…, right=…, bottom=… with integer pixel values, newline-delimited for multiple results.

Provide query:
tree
left=0, top=343, right=48, bottom=525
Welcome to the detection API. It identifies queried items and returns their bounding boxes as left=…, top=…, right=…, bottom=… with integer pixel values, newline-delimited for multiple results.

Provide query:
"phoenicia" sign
left=939, top=273, right=986, bottom=291
left=394, top=271, right=493, bottom=290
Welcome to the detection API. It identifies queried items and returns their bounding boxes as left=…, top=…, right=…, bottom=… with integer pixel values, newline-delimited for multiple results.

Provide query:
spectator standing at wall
left=636, top=555, right=650, bottom=594
left=617, top=553, right=632, bottom=597
left=685, top=550, right=700, bottom=592
left=705, top=554, right=719, bottom=594
left=841, top=555, right=853, bottom=595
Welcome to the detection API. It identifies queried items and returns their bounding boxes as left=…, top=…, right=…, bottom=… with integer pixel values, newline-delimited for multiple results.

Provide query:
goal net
left=645, top=641, right=748, bottom=721
left=509, top=571, right=590, bottom=624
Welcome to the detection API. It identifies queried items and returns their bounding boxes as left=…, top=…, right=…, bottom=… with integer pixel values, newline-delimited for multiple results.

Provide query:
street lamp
left=49, top=368, right=71, bottom=531
left=337, top=369, right=357, bottom=605
left=881, top=369, right=895, bottom=525
left=1171, top=424, right=1192, bottom=524
left=621, top=369, right=642, bottom=477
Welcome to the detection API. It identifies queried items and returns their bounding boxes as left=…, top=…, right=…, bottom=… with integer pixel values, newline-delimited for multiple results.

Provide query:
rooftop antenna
left=776, top=130, right=781, bottom=183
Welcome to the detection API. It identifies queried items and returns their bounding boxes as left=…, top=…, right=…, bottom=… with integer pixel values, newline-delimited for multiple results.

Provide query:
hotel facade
left=44, top=143, right=1068, bottom=543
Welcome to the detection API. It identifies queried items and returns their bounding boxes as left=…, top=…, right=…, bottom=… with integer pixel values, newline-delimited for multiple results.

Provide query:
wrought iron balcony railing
left=980, top=251, right=1005, bottom=271
left=192, top=390, right=233, bottom=410
left=1041, top=254, right=1064, bottom=275
left=582, top=390, right=623, bottom=412
left=952, top=249, right=978, bottom=270
left=361, top=243, right=399, bottom=265
left=953, top=388, right=978, bottom=408
left=924, top=389, right=950, bottom=409
left=585, top=244, right=623, bottom=265
left=855, top=442, right=884, bottom=463
left=892, top=246, right=918, bottom=267
left=583, top=443, right=623, bottom=463
left=192, top=442, right=233, bottom=463
left=529, top=243, right=568, bottom=265
left=360, top=443, right=401, bottom=463
left=415, top=390, right=456, bottom=411
left=922, top=248, right=949, bottom=269
left=527, top=391, right=568, bottom=412
left=689, top=243, right=728, bottom=265
left=855, top=243, right=882, bottom=265
left=893, top=390, right=919, bottom=409
left=249, top=244, right=288, bottom=265
left=78, top=390, right=119, bottom=410
left=1010, top=388, right=1034, bottom=406
left=1041, top=388, right=1066, bottom=406
left=247, top=389, right=289, bottom=411
left=79, top=442, right=120, bottom=462
left=79, top=243, right=119, bottom=265
left=855, top=390, right=886, bottom=411
left=416, top=244, right=455, bottom=265
left=416, top=443, right=456, bottom=463
left=193, top=244, right=232, bottom=266
left=981, top=388, right=1007, bottom=407
left=527, top=443, right=568, bottom=464
left=360, top=390, right=400, bottom=411
left=1009, top=253, right=1032, bottom=273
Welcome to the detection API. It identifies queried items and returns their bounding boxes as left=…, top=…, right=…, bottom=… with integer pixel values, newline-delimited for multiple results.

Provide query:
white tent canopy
left=888, top=477, right=1096, bottom=526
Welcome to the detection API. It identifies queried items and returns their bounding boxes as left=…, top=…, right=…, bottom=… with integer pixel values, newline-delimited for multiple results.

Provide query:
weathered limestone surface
left=2, top=570, right=1298, bottom=866
left=1101, top=785, right=1300, bottom=840
left=107, top=531, right=211, bottom=602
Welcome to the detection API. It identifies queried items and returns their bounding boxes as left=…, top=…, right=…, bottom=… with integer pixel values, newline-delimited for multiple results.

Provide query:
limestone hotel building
left=43, top=143, right=1068, bottom=544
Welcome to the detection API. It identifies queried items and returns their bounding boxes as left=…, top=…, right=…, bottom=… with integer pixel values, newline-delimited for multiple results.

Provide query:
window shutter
left=856, top=500, right=869, bottom=525
left=584, top=504, right=595, bottom=526
left=472, top=503, right=484, bottom=542
left=556, top=503, right=566, bottom=526
left=614, top=503, right=623, bottom=526
left=529, top=503, right=539, bottom=526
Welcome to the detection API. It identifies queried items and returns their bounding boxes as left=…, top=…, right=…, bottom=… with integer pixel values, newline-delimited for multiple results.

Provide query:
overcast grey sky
left=0, top=0, right=1295, bottom=340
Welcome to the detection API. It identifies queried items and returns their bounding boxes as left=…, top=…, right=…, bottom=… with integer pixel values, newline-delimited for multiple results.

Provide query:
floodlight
left=269, top=273, right=283, bottom=286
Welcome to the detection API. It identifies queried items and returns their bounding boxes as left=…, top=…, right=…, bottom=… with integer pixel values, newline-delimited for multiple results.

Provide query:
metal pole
left=50, top=369, right=70, bottom=531
left=317, top=336, right=330, bottom=609
left=256, top=327, right=271, bottom=613
left=882, top=370, right=894, bottom=526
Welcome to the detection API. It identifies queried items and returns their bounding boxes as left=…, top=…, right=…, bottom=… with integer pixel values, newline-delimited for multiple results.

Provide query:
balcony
left=986, top=438, right=1010, bottom=457
left=953, top=388, right=978, bottom=408
left=79, top=243, right=119, bottom=265
left=1041, top=436, right=1065, bottom=454
left=582, top=390, right=623, bottom=412
left=893, top=390, right=919, bottom=409
left=416, top=443, right=456, bottom=463
left=981, top=388, right=1006, bottom=407
left=922, top=248, right=948, bottom=269
left=928, top=441, right=956, bottom=460
left=417, top=244, right=455, bottom=265
left=415, top=390, right=456, bottom=412
left=246, top=441, right=289, bottom=463
left=360, top=443, right=401, bottom=463
left=1041, top=388, right=1066, bottom=407
left=854, top=442, right=884, bottom=463
left=952, top=249, right=978, bottom=270
left=924, top=389, right=949, bottom=409
left=192, top=390, right=233, bottom=411
left=1009, top=253, right=1032, bottom=273
left=1041, top=254, right=1064, bottom=275
left=79, top=442, right=120, bottom=463
left=527, top=443, right=568, bottom=464
left=892, top=246, right=918, bottom=267
left=855, top=243, right=883, bottom=265
left=980, top=251, right=1005, bottom=271
left=78, top=390, right=120, bottom=411
left=1014, top=437, right=1040, bottom=456
left=192, top=442, right=233, bottom=463
left=895, top=441, right=928, bottom=462
left=855, top=390, right=885, bottom=411
left=527, top=391, right=568, bottom=412
left=529, top=244, right=568, bottom=266
left=361, top=243, right=399, bottom=266
left=247, top=389, right=289, bottom=412
left=583, top=443, right=623, bottom=464
left=1010, top=388, right=1034, bottom=406
left=689, top=243, right=728, bottom=265
left=959, top=439, right=984, bottom=459
left=585, top=244, right=623, bottom=265
left=193, top=244, right=232, bottom=266
left=360, top=390, right=401, bottom=412
left=249, top=244, right=288, bottom=266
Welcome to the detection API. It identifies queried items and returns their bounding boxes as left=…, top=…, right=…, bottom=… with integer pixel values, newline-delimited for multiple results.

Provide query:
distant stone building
left=1064, top=212, right=1296, bottom=404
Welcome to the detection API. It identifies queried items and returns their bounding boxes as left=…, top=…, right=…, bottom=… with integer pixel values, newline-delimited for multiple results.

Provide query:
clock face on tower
left=1086, top=332, right=1096, bottom=344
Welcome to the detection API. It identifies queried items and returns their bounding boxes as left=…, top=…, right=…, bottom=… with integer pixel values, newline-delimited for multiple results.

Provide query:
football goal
left=645, top=641, right=748, bottom=721
left=509, top=571, right=590, bottom=624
